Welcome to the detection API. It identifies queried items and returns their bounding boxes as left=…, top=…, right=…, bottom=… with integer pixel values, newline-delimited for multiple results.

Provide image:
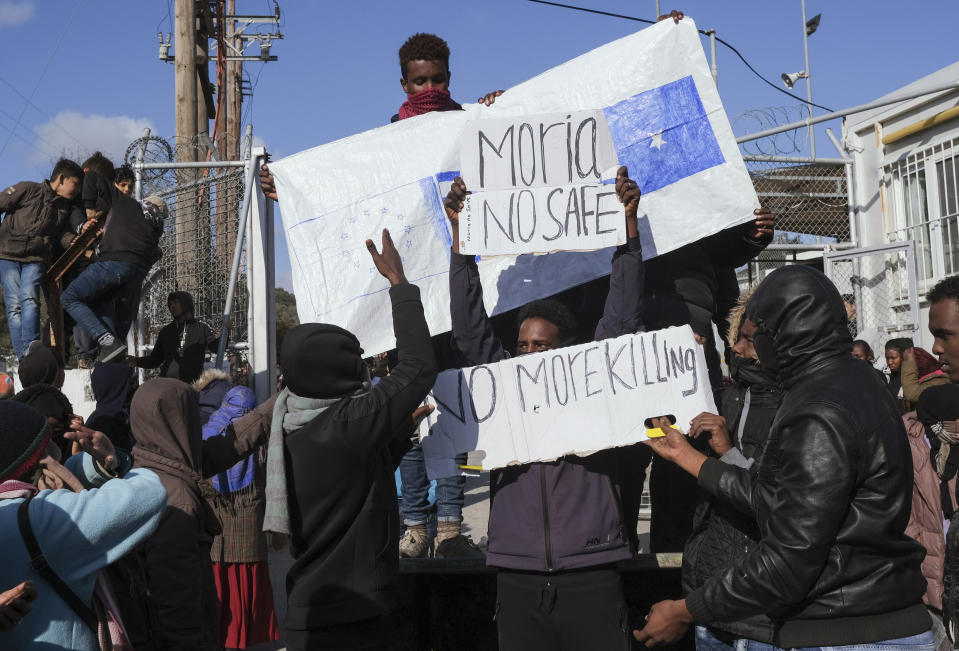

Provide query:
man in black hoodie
left=60, top=180, right=166, bottom=363
left=636, top=265, right=931, bottom=649
left=267, top=229, right=438, bottom=651
left=133, top=291, right=219, bottom=384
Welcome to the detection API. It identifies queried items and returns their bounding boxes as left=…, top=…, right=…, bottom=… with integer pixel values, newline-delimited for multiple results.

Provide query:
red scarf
left=398, top=87, right=463, bottom=120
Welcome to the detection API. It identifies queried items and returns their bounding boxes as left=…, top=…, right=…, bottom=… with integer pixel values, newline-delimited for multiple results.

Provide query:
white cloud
left=0, top=2, right=34, bottom=27
left=27, top=111, right=156, bottom=168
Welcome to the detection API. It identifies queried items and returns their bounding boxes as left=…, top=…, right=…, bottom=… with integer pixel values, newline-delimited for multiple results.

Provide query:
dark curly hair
left=399, top=33, right=450, bottom=78
left=115, top=164, right=135, bottom=185
left=928, top=274, right=959, bottom=307
left=517, top=299, right=579, bottom=346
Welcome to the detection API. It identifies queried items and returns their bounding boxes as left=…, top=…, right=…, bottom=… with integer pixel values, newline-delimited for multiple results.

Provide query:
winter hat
left=280, top=323, right=366, bottom=398
left=18, top=343, right=62, bottom=388
left=0, top=373, right=13, bottom=399
left=0, top=401, right=51, bottom=482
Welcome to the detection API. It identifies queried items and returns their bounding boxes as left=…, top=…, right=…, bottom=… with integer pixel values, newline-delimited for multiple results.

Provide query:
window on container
left=938, top=154, right=959, bottom=275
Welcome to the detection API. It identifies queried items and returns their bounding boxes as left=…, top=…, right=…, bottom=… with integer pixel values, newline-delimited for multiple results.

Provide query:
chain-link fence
left=734, top=155, right=851, bottom=287
left=823, top=243, right=920, bottom=348
left=130, top=135, right=252, bottom=384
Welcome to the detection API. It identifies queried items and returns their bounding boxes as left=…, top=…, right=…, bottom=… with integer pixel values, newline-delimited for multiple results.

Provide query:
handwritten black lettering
left=594, top=191, right=619, bottom=235
left=605, top=340, right=634, bottom=394
left=551, top=354, right=569, bottom=406
left=515, top=190, right=537, bottom=243
left=682, top=348, right=699, bottom=397
left=566, top=350, right=583, bottom=400
left=652, top=333, right=667, bottom=382
left=575, top=117, right=600, bottom=179
left=539, top=119, right=565, bottom=185
left=543, top=187, right=565, bottom=242
left=478, top=126, right=515, bottom=189
left=640, top=335, right=654, bottom=385
left=583, top=345, right=602, bottom=397
left=518, top=122, right=536, bottom=187
left=565, top=188, right=582, bottom=236
left=468, top=365, right=497, bottom=423
left=432, top=372, right=466, bottom=424
left=517, top=358, right=550, bottom=412
left=578, top=185, right=593, bottom=236
left=484, top=196, right=514, bottom=248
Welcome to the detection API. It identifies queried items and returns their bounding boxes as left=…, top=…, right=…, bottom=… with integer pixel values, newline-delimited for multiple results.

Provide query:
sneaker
left=434, top=534, right=484, bottom=559
left=97, top=340, right=128, bottom=363
left=399, top=525, right=429, bottom=558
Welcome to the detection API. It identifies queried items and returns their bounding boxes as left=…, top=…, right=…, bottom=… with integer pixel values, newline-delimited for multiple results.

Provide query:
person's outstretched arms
left=444, top=177, right=507, bottom=365
left=595, top=166, right=644, bottom=341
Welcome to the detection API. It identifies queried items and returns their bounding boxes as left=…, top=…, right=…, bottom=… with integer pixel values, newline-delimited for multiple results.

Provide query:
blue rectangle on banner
left=603, top=75, right=724, bottom=194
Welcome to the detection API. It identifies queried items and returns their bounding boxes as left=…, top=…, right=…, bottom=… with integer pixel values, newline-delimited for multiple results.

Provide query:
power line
left=526, top=0, right=834, bottom=112
left=0, top=0, right=87, bottom=158
left=0, top=105, right=65, bottom=155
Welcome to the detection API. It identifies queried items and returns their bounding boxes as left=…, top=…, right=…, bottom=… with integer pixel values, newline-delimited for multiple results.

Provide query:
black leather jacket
left=685, top=266, right=929, bottom=647
left=682, top=358, right=781, bottom=643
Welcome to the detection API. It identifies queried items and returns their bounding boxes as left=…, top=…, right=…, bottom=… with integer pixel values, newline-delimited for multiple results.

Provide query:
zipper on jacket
left=540, top=465, right=553, bottom=571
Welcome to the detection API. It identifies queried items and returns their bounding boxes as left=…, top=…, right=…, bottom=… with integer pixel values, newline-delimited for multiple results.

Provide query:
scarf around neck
left=398, top=87, right=462, bottom=120
left=263, top=382, right=370, bottom=535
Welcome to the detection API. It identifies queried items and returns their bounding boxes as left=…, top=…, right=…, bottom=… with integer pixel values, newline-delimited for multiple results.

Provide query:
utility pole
left=801, top=0, right=815, bottom=158
left=174, top=0, right=197, bottom=164
left=174, top=0, right=198, bottom=295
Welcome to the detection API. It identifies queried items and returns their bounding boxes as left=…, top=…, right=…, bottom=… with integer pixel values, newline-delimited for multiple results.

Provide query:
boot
left=434, top=521, right=483, bottom=558
left=399, top=523, right=429, bottom=558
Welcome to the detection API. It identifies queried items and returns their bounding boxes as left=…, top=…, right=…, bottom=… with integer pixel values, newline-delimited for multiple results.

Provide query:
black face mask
left=753, top=332, right=780, bottom=383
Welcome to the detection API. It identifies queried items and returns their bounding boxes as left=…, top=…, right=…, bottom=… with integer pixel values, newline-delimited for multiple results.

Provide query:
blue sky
left=0, top=0, right=956, bottom=290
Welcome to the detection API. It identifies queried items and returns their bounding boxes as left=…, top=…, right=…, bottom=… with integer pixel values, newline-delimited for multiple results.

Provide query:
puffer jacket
left=682, top=357, right=781, bottom=643
left=449, top=237, right=646, bottom=572
left=903, top=411, right=956, bottom=611
left=685, top=265, right=929, bottom=648
left=0, top=180, right=71, bottom=263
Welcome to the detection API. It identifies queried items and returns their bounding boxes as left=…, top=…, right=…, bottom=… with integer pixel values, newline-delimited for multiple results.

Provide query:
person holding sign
left=264, top=229, right=439, bottom=651
left=258, top=32, right=503, bottom=201
left=635, top=266, right=931, bottom=650
left=443, top=166, right=648, bottom=651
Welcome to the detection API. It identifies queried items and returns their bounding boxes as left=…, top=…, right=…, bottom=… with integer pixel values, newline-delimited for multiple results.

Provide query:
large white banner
left=419, top=325, right=715, bottom=478
left=272, top=18, right=758, bottom=355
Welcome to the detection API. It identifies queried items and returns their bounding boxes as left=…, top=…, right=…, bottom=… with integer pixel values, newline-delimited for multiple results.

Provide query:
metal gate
left=823, top=242, right=920, bottom=352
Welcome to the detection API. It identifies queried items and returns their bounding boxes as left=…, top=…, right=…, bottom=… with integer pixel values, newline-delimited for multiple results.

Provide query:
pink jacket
left=903, top=411, right=957, bottom=610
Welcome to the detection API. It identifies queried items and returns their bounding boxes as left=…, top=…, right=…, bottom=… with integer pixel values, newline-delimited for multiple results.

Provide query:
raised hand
left=615, top=166, right=641, bottom=238
left=64, top=419, right=118, bottom=472
left=258, top=163, right=278, bottom=202
left=366, top=228, right=408, bottom=286
left=746, top=208, right=774, bottom=242
left=656, top=9, right=684, bottom=23
left=444, top=177, right=470, bottom=254
left=477, top=90, right=505, bottom=107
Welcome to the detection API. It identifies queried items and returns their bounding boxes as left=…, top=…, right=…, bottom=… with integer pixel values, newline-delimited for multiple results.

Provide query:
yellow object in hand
left=646, top=425, right=679, bottom=438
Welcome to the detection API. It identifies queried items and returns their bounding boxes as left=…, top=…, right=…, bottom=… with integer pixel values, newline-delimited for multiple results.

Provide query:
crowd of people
left=1, top=21, right=957, bottom=651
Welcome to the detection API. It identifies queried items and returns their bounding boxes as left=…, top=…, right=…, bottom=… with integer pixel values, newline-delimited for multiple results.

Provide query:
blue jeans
left=399, top=444, right=467, bottom=525
left=61, top=260, right=148, bottom=342
left=0, top=260, right=44, bottom=359
left=696, top=626, right=935, bottom=651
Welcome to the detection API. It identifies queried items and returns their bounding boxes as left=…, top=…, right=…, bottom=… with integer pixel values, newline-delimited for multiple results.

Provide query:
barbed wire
left=734, top=104, right=811, bottom=156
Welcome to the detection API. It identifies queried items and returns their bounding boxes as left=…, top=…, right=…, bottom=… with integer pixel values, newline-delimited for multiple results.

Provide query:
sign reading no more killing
left=418, top=325, right=716, bottom=479
left=458, top=109, right=625, bottom=256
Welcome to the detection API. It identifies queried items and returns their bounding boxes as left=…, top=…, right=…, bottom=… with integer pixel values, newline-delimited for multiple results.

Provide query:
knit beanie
left=280, top=323, right=366, bottom=398
left=18, top=343, right=62, bottom=388
left=0, top=401, right=51, bottom=482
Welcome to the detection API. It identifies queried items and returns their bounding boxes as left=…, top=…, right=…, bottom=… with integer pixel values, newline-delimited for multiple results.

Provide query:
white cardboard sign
left=419, top=325, right=716, bottom=479
left=457, top=109, right=624, bottom=256
left=271, top=19, right=758, bottom=356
